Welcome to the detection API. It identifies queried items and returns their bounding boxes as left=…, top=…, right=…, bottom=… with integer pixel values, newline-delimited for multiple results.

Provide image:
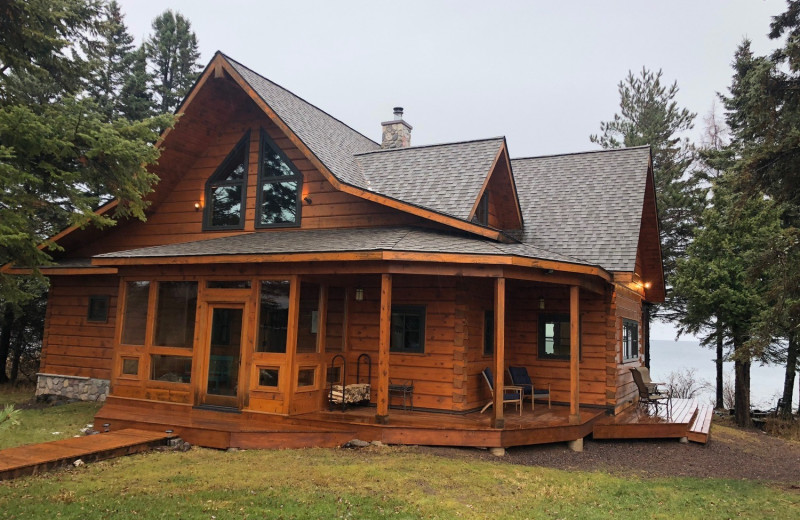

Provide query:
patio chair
left=480, top=367, right=523, bottom=415
left=507, top=366, right=551, bottom=411
left=632, top=366, right=665, bottom=394
left=630, top=367, right=671, bottom=416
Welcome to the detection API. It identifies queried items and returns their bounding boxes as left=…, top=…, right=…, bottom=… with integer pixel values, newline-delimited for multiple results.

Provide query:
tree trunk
left=9, top=339, right=21, bottom=383
left=734, top=358, right=752, bottom=427
left=0, top=304, right=13, bottom=384
left=715, top=327, right=724, bottom=410
left=781, top=334, right=797, bottom=418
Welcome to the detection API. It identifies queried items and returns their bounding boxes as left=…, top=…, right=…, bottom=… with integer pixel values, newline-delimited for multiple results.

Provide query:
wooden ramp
left=0, top=429, right=173, bottom=481
left=593, top=398, right=711, bottom=444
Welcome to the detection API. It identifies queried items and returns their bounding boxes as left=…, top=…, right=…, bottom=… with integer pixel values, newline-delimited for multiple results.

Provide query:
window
left=258, top=367, right=280, bottom=388
left=297, top=368, right=316, bottom=388
left=538, top=314, right=579, bottom=360
left=483, top=310, right=494, bottom=356
left=622, top=319, right=639, bottom=361
left=257, top=280, right=291, bottom=353
left=87, top=295, right=109, bottom=323
left=325, top=287, right=346, bottom=352
left=154, top=282, right=198, bottom=348
left=121, top=281, right=150, bottom=345
left=256, top=129, right=302, bottom=227
left=207, top=280, right=251, bottom=290
left=204, top=131, right=249, bottom=230
left=121, top=357, right=139, bottom=376
left=296, top=282, right=320, bottom=353
left=474, top=192, right=489, bottom=225
left=151, top=355, right=192, bottom=383
left=390, top=305, right=425, bottom=354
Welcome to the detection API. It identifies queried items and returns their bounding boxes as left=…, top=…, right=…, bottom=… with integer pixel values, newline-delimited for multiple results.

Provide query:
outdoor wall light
left=355, top=288, right=364, bottom=301
left=643, top=281, right=652, bottom=289
left=539, top=297, right=545, bottom=310
left=303, top=196, right=313, bottom=205
left=194, top=202, right=201, bottom=211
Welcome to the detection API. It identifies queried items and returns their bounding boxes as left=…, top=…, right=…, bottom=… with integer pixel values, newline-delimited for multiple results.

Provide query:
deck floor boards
left=593, top=398, right=710, bottom=442
left=0, top=429, right=172, bottom=481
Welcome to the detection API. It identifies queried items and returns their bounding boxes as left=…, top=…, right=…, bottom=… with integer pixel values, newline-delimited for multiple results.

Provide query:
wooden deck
left=593, top=398, right=712, bottom=444
left=94, top=396, right=713, bottom=450
left=0, top=429, right=174, bottom=481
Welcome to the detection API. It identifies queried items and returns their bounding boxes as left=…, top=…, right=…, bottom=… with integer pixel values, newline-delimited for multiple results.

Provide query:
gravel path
left=423, top=421, right=800, bottom=485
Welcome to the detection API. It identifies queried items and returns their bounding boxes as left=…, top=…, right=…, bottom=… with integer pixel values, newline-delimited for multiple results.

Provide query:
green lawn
left=1, top=386, right=797, bottom=519
left=0, top=386, right=101, bottom=449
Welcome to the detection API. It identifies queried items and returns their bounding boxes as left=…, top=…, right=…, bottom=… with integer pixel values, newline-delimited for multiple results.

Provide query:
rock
left=73, top=459, right=84, bottom=467
left=345, top=439, right=370, bottom=448
left=370, top=440, right=384, bottom=447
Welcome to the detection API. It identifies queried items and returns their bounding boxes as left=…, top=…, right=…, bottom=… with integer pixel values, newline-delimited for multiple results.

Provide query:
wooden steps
left=687, top=403, right=713, bottom=444
left=0, top=429, right=173, bottom=481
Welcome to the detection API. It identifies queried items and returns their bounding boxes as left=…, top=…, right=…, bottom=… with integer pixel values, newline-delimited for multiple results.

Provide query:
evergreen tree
left=83, top=0, right=135, bottom=121
left=591, top=68, right=707, bottom=363
left=119, top=44, right=155, bottom=120
left=145, top=10, right=201, bottom=114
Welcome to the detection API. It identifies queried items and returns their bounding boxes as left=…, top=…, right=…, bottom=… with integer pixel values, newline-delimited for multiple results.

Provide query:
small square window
left=622, top=319, right=639, bottom=362
left=390, top=305, right=426, bottom=354
left=538, top=314, right=579, bottom=360
left=87, top=296, right=109, bottom=323
left=297, top=368, right=316, bottom=388
left=121, top=357, right=139, bottom=376
left=258, top=367, right=279, bottom=388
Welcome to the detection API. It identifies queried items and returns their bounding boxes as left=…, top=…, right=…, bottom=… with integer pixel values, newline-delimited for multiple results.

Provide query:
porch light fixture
left=303, top=196, right=313, bottom=205
left=194, top=202, right=201, bottom=211
left=355, top=288, right=364, bottom=301
left=539, top=297, right=545, bottom=310
left=643, top=281, right=652, bottom=289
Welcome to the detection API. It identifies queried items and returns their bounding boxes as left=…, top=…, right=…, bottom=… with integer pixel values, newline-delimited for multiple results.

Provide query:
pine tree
left=591, top=68, right=707, bottom=364
left=145, top=10, right=201, bottom=114
left=83, top=0, right=135, bottom=121
left=119, top=44, right=155, bottom=121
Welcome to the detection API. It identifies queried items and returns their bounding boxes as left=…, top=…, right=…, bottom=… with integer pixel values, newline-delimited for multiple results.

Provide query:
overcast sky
left=116, top=0, right=786, bottom=339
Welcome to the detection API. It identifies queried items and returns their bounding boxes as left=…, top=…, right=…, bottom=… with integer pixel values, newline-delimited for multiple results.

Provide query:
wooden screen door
left=201, top=304, right=245, bottom=408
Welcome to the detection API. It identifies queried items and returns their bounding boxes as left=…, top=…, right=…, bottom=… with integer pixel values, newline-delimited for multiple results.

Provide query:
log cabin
left=6, top=52, right=669, bottom=450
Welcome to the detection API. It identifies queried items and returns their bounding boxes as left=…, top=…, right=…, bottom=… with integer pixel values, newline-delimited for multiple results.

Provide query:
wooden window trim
left=295, top=366, right=318, bottom=392
left=390, top=305, right=426, bottom=354
left=203, top=131, right=250, bottom=231
left=256, top=366, right=281, bottom=389
left=255, top=128, right=302, bottom=229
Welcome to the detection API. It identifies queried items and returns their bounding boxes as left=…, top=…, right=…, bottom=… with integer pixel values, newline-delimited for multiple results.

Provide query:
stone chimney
left=381, top=107, right=412, bottom=149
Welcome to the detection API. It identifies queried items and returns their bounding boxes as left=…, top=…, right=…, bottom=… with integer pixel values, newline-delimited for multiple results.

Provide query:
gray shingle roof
left=355, top=138, right=504, bottom=220
left=224, top=55, right=500, bottom=224
left=95, top=226, right=586, bottom=266
left=511, top=146, right=651, bottom=272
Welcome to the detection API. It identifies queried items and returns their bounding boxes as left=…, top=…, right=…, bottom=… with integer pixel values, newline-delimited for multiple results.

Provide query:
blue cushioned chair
left=480, top=367, right=523, bottom=415
left=508, top=366, right=551, bottom=411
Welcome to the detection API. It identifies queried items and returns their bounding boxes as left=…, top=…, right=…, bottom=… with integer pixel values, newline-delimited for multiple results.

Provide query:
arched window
left=204, top=131, right=249, bottom=230
left=257, top=129, right=302, bottom=227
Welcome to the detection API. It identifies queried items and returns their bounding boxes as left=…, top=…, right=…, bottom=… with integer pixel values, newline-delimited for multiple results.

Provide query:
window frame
left=255, top=128, right=303, bottom=229
left=203, top=131, right=250, bottom=231
left=537, top=313, right=580, bottom=361
left=390, top=305, right=426, bottom=354
left=87, top=295, right=110, bottom=323
left=622, top=318, right=639, bottom=362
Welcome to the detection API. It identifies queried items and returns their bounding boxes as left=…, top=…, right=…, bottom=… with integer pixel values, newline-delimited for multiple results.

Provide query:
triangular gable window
left=256, top=129, right=302, bottom=228
left=204, top=131, right=249, bottom=230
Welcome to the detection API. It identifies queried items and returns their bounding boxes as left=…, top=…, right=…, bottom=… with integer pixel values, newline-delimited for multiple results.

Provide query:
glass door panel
left=203, top=306, right=243, bottom=407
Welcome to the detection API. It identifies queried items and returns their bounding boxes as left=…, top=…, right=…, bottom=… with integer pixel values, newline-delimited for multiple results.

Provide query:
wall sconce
left=355, top=288, right=364, bottom=301
left=194, top=202, right=201, bottom=211
left=539, top=297, right=545, bottom=310
left=643, top=281, right=652, bottom=290
left=303, top=196, right=313, bottom=205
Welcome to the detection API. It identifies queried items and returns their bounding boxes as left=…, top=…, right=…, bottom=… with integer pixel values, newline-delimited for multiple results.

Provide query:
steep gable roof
left=511, top=146, right=653, bottom=272
left=354, top=138, right=505, bottom=221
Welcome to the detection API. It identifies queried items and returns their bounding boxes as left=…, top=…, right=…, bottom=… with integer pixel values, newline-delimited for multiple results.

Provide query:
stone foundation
left=36, top=373, right=109, bottom=402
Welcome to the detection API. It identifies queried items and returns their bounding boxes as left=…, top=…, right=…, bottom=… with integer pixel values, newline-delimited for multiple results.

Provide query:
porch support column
left=376, top=274, right=392, bottom=424
left=569, top=285, right=581, bottom=424
left=493, top=277, right=506, bottom=429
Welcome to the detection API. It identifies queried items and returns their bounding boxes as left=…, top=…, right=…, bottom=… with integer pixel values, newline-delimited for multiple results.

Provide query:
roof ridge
left=511, top=145, right=650, bottom=161
left=218, top=51, right=380, bottom=149
left=354, top=136, right=505, bottom=156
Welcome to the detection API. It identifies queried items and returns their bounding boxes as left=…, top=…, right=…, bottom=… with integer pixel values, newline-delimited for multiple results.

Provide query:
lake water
left=649, top=339, right=799, bottom=410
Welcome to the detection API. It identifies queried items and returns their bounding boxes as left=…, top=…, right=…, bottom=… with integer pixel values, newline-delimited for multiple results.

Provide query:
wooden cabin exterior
left=8, top=53, right=666, bottom=449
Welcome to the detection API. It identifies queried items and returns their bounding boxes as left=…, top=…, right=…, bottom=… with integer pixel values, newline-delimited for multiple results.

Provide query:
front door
left=201, top=304, right=245, bottom=408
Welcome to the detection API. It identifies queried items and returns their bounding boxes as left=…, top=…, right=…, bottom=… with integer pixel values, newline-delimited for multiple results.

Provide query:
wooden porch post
left=376, top=274, right=392, bottom=424
left=569, top=285, right=581, bottom=424
left=493, top=277, right=506, bottom=429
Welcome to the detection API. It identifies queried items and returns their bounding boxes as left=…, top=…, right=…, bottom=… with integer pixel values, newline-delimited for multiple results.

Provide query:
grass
left=0, top=385, right=101, bottom=450
left=1, top=386, right=797, bottom=519
left=0, top=446, right=797, bottom=519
